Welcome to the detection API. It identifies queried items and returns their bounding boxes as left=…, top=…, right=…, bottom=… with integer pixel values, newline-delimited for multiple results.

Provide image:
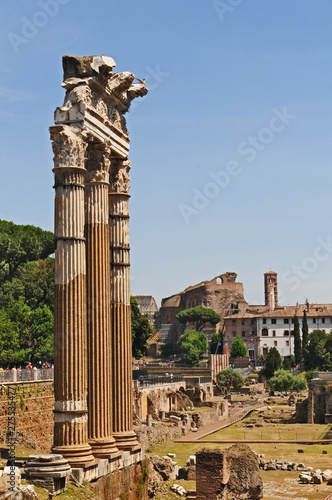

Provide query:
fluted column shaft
left=50, top=125, right=94, bottom=467
left=85, top=143, right=118, bottom=457
left=109, top=159, right=138, bottom=449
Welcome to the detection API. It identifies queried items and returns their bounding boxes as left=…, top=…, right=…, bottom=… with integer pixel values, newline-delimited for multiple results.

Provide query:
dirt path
left=175, top=406, right=254, bottom=442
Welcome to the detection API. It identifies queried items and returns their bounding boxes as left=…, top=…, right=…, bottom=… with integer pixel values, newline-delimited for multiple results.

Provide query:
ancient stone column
left=109, top=159, right=138, bottom=449
left=85, top=140, right=118, bottom=457
left=308, top=389, right=314, bottom=424
left=50, top=125, right=95, bottom=467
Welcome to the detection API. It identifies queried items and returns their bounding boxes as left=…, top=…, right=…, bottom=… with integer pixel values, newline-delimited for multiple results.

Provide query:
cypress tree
left=293, top=314, right=302, bottom=366
left=302, top=310, right=309, bottom=359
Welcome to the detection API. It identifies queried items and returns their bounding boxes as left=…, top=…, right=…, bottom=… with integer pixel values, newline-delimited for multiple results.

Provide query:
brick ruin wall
left=196, top=445, right=263, bottom=500
left=160, top=277, right=247, bottom=341
left=0, top=383, right=54, bottom=452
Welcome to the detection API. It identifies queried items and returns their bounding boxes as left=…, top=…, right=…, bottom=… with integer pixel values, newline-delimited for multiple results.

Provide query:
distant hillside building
left=160, top=270, right=332, bottom=361
left=160, top=272, right=248, bottom=344
left=133, top=295, right=159, bottom=325
left=223, top=272, right=332, bottom=360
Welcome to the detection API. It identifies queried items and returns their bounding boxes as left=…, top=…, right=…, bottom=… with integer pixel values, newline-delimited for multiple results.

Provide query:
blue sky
left=1, top=1, right=332, bottom=307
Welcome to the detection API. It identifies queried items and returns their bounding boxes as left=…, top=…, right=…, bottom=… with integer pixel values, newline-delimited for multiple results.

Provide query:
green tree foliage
left=159, top=343, right=176, bottom=358
left=304, top=330, right=332, bottom=371
left=176, top=306, right=220, bottom=332
left=269, top=369, right=307, bottom=393
left=0, top=298, right=53, bottom=366
left=0, top=221, right=55, bottom=366
left=282, top=356, right=291, bottom=371
left=0, top=220, right=54, bottom=285
left=216, top=367, right=244, bottom=392
left=130, top=296, right=154, bottom=359
left=302, top=310, right=309, bottom=359
left=210, top=327, right=224, bottom=354
left=230, top=335, right=247, bottom=358
left=293, top=315, right=302, bottom=365
left=177, top=329, right=208, bottom=365
left=210, top=333, right=219, bottom=355
left=264, top=347, right=282, bottom=378
left=0, top=258, right=54, bottom=310
left=0, top=309, right=25, bottom=367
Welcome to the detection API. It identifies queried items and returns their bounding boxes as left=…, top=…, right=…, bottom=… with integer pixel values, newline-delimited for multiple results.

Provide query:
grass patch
left=208, top=422, right=332, bottom=441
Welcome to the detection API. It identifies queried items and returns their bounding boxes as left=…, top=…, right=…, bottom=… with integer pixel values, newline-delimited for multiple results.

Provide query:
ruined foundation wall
left=91, top=459, right=149, bottom=500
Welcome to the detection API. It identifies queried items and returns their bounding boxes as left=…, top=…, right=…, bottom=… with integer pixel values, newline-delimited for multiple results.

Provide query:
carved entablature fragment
left=110, top=160, right=131, bottom=194
left=53, top=55, right=148, bottom=157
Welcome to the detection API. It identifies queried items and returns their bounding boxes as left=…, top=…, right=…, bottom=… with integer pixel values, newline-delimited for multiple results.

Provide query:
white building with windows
left=257, top=303, right=332, bottom=358
left=223, top=270, right=332, bottom=360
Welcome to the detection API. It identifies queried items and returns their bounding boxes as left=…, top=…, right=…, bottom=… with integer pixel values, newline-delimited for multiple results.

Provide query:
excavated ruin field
left=148, top=399, right=332, bottom=500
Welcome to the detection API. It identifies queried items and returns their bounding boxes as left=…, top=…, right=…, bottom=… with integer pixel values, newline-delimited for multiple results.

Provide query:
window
left=291, top=318, right=294, bottom=324
left=313, top=318, right=316, bottom=324
left=274, top=341, right=277, bottom=346
left=322, top=318, right=325, bottom=324
left=283, top=330, right=289, bottom=337
left=262, top=318, right=266, bottom=324
left=232, top=320, right=236, bottom=326
left=262, top=328, right=268, bottom=337
left=271, top=319, right=276, bottom=324
left=291, top=330, right=294, bottom=336
left=232, top=331, right=236, bottom=337
left=242, top=331, right=245, bottom=337
left=241, top=319, right=245, bottom=325
left=251, top=319, right=255, bottom=325
left=286, top=341, right=289, bottom=346
left=284, top=318, right=289, bottom=324
left=263, top=347, right=268, bottom=356
left=272, top=330, right=276, bottom=337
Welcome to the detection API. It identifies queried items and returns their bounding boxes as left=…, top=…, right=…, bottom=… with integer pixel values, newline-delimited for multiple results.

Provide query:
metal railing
left=137, top=374, right=184, bottom=388
left=0, top=367, right=54, bottom=384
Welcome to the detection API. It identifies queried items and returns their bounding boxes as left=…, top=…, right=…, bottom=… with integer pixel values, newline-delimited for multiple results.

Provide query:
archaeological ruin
left=50, top=54, right=148, bottom=488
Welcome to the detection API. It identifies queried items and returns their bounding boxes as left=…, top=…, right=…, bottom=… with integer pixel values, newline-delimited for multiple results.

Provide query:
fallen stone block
left=170, top=415, right=181, bottom=423
left=312, top=473, right=323, bottom=484
left=177, top=467, right=188, bottom=480
left=14, top=485, right=38, bottom=500
left=299, top=473, right=312, bottom=484
left=322, top=469, right=332, bottom=481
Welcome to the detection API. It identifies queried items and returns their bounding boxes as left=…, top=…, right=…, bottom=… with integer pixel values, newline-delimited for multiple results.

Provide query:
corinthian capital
left=109, top=159, right=131, bottom=194
left=50, top=125, right=87, bottom=169
left=85, top=140, right=111, bottom=184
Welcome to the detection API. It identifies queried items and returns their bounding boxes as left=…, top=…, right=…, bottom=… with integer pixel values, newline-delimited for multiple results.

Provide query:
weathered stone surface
left=150, top=456, right=174, bottom=481
left=13, top=485, right=38, bottom=500
left=299, top=473, right=312, bottom=484
left=51, top=55, right=147, bottom=466
left=312, top=473, right=323, bottom=484
left=322, top=469, right=332, bottom=481
left=196, top=445, right=263, bottom=500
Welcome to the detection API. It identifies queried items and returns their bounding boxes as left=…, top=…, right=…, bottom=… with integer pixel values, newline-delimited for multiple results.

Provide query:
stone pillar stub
left=85, top=140, right=118, bottom=458
left=109, top=159, right=138, bottom=449
left=51, top=124, right=94, bottom=467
